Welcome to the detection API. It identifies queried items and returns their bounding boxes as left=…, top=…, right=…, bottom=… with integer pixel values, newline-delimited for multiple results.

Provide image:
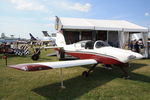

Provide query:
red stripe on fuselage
left=65, top=51, right=122, bottom=65
left=54, top=48, right=122, bottom=64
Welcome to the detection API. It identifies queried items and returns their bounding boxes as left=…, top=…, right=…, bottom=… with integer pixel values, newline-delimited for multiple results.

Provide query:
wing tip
left=8, top=64, right=53, bottom=71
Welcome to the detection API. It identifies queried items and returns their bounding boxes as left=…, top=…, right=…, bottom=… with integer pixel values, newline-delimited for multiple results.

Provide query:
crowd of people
left=129, top=39, right=144, bottom=53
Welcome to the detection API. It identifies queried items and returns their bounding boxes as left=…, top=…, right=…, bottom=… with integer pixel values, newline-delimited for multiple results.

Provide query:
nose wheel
left=118, top=63, right=130, bottom=79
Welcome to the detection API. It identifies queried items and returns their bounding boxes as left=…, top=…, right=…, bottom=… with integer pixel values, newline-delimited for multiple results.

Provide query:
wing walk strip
left=8, top=59, right=97, bottom=88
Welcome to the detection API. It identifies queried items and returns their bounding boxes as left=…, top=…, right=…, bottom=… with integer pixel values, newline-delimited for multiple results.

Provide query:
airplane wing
left=8, top=59, right=97, bottom=71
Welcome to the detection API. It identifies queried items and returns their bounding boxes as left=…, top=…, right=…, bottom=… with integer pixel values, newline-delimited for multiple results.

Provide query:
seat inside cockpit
left=85, top=41, right=94, bottom=49
left=95, top=40, right=110, bottom=48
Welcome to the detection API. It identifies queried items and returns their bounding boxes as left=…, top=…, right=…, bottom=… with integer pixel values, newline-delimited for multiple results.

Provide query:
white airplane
left=29, top=33, right=55, bottom=45
left=130, top=33, right=143, bottom=41
left=42, top=31, right=56, bottom=41
left=9, top=32, right=143, bottom=88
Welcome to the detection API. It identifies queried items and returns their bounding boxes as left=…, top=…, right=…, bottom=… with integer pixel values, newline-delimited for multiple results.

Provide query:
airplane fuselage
left=56, top=40, right=143, bottom=65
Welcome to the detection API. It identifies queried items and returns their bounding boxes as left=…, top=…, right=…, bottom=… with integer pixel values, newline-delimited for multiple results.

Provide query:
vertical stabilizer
left=55, top=32, right=66, bottom=47
left=29, top=33, right=37, bottom=41
left=42, top=31, right=50, bottom=37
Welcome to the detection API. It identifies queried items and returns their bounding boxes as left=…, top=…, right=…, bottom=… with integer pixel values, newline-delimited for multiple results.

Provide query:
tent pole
left=107, top=31, right=109, bottom=42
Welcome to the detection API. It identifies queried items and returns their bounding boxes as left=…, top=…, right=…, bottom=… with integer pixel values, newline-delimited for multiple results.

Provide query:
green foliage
left=0, top=49, right=150, bottom=100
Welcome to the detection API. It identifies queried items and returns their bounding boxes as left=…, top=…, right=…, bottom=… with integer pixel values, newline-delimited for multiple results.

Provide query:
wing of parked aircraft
left=8, top=59, right=97, bottom=88
left=8, top=59, right=97, bottom=71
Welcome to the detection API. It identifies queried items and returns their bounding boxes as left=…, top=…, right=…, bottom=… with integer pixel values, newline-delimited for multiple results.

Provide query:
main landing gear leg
left=119, top=63, right=130, bottom=79
left=82, top=64, right=98, bottom=77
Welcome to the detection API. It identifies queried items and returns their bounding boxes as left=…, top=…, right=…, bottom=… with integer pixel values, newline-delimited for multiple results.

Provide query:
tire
left=31, top=54, right=39, bottom=60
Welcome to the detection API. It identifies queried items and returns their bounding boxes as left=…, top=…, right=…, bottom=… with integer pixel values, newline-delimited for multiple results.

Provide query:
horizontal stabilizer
left=8, top=59, right=97, bottom=71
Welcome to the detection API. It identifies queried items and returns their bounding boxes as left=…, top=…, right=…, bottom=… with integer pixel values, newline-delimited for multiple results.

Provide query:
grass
left=0, top=49, right=150, bottom=100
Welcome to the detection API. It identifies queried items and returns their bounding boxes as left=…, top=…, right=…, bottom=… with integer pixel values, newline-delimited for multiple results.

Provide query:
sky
left=0, top=0, right=150, bottom=39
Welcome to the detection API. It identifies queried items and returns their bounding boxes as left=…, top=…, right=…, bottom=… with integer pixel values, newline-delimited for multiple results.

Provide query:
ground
left=0, top=49, right=150, bottom=100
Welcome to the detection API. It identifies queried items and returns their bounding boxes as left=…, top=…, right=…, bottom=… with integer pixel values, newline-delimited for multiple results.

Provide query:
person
left=129, top=40, right=134, bottom=51
left=134, top=41, right=140, bottom=53
left=138, top=39, right=143, bottom=49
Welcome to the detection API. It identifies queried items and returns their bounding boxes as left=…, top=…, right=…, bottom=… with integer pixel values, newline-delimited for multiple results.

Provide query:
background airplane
left=42, top=31, right=51, bottom=37
left=42, top=31, right=56, bottom=42
left=130, top=33, right=143, bottom=41
left=29, top=33, right=37, bottom=41
left=29, top=32, right=56, bottom=46
left=0, top=33, right=27, bottom=43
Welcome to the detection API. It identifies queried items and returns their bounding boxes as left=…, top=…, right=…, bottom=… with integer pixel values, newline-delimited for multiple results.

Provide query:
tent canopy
left=58, top=17, right=148, bottom=32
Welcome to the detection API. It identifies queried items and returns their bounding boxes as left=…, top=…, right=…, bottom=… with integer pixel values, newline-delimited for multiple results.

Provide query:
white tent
left=57, top=17, right=148, bottom=32
left=55, top=17, right=149, bottom=58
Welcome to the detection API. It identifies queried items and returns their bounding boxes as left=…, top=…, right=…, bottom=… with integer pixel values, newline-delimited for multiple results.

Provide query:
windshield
left=95, top=41, right=110, bottom=48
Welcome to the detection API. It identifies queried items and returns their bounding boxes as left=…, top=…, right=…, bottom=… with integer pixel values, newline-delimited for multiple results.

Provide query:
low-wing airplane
left=8, top=32, right=143, bottom=88
left=29, top=33, right=55, bottom=46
